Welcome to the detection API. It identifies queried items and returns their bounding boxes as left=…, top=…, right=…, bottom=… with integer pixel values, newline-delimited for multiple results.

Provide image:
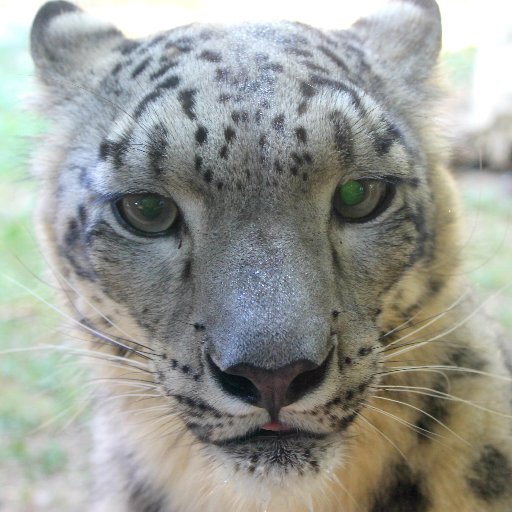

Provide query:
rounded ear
left=351, top=0, right=442, bottom=83
left=31, top=1, right=124, bottom=86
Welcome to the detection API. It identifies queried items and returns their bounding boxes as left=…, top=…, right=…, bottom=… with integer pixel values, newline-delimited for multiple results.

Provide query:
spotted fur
left=31, top=1, right=512, bottom=511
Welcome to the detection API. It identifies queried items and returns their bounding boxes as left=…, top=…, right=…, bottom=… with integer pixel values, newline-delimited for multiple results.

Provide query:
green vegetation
left=0, top=29, right=88, bottom=511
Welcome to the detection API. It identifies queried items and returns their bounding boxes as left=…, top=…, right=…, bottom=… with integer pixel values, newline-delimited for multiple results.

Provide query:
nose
left=207, top=350, right=332, bottom=420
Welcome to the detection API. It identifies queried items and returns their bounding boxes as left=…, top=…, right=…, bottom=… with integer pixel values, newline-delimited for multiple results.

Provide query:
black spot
left=199, top=50, right=222, bottom=62
left=149, top=62, right=177, bottom=81
left=415, top=381, right=449, bottom=440
left=254, top=109, right=263, bottom=124
left=302, top=172, right=308, bottom=181
left=448, top=347, right=486, bottom=375
left=181, top=365, right=190, bottom=374
left=429, top=277, right=444, bottom=296
left=77, top=205, right=87, bottom=226
left=467, top=445, right=512, bottom=501
left=119, top=40, right=141, bottom=56
left=224, top=126, right=236, bottom=143
left=231, top=111, right=241, bottom=124
left=290, top=166, right=299, bottom=176
left=331, top=112, right=354, bottom=163
left=344, top=357, right=352, bottom=365
left=111, top=62, right=123, bottom=76
left=166, top=37, right=193, bottom=53
left=375, top=123, right=402, bottom=156
left=371, top=464, right=429, bottom=512
left=159, top=75, right=181, bottom=90
left=300, top=81, right=316, bottom=98
left=215, top=67, right=229, bottom=82
left=99, top=140, right=111, bottom=160
left=272, top=114, right=285, bottom=132
left=64, top=219, right=80, bottom=247
left=303, top=152, right=313, bottom=164
left=302, top=60, right=330, bottom=74
left=194, top=155, right=203, bottom=171
left=216, top=181, right=224, bottom=191
left=285, top=46, right=313, bottom=58
left=291, top=152, right=303, bottom=165
left=317, top=45, right=350, bottom=73
left=133, top=75, right=180, bottom=118
left=219, top=145, right=228, bottom=159
left=407, top=204, right=430, bottom=264
left=218, top=93, right=231, bottom=103
left=358, top=346, right=373, bottom=357
left=298, top=101, right=308, bottom=116
left=338, top=411, right=358, bottom=430
left=134, top=92, right=161, bottom=119
left=261, top=62, right=284, bottom=73
left=345, top=390, right=354, bottom=401
left=358, top=381, right=370, bottom=393
left=178, top=89, right=197, bottom=120
left=274, top=160, right=284, bottom=173
left=182, top=260, right=192, bottom=280
left=195, top=126, right=208, bottom=145
left=131, top=57, right=151, bottom=79
left=203, top=169, right=213, bottom=183
left=311, top=75, right=361, bottom=109
left=147, top=124, right=168, bottom=175
left=295, top=127, right=308, bottom=144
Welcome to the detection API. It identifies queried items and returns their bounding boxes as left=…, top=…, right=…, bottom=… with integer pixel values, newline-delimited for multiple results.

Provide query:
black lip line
left=211, top=427, right=329, bottom=447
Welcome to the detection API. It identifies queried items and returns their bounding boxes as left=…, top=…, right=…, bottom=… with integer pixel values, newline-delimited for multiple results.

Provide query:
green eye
left=333, top=179, right=392, bottom=222
left=339, top=180, right=365, bottom=206
left=115, top=193, right=178, bottom=235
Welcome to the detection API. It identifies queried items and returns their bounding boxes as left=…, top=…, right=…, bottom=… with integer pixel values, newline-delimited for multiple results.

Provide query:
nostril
left=207, top=347, right=333, bottom=415
left=207, top=355, right=260, bottom=404
left=287, top=348, right=333, bottom=404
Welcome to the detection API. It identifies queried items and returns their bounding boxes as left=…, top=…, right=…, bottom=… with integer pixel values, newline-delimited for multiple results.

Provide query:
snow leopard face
left=31, top=0, right=458, bottom=484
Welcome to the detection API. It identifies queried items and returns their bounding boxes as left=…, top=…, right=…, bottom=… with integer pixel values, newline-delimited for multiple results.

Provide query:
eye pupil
left=340, top=180, right=365, bottom=206
left=115, top=193, right=178, bottom=236
left=135, top=197, right=164, bottom=220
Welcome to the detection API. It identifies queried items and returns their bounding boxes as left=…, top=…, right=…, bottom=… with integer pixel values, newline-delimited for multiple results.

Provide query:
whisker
left=357, top=413, right=407, bottom=460
left=381, top=364, right=512, bottom=382
left=375, top=385, right=512, bottom=418
left=365, top=403, right=443, bottom=441
left=371, top=396, right=469, bottom=444
left=380, top=288, right=470, bottom=352
left=0, top=273, right=154, bottom=359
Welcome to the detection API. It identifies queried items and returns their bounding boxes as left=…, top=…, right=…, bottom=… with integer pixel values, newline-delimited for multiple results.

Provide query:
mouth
left=214, top=421, right=328, bottom=446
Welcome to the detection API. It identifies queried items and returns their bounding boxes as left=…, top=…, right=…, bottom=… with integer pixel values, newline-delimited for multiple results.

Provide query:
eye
left=115, top=193, right=178, bottom=236
left=333, top=179, right=393, bottom=222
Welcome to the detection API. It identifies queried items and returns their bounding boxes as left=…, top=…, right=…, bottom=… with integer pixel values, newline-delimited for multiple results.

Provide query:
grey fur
left=30, top=1, right=512, bottom=510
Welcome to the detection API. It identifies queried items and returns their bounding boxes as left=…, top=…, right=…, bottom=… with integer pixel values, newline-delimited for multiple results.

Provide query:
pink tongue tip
left=261, top=421, right=289, bottom=432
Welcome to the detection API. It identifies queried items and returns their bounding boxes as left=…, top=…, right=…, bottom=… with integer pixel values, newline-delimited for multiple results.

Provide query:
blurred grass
left=0, top=26, right=510, bottom=512
left=0, top=28, right=89, bottom=511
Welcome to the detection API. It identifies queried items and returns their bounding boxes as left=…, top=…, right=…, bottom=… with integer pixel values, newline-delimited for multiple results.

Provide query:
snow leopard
left=29, top=0, right=512, bottom=510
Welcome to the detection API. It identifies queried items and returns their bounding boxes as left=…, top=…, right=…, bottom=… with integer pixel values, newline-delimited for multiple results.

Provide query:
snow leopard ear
left=351, top=0, right=442, bottom=83
left=31, top=1, right=125, bottom=86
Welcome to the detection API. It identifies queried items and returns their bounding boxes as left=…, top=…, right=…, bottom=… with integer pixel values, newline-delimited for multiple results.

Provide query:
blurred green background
left=0, top=1, right=511, bottom=510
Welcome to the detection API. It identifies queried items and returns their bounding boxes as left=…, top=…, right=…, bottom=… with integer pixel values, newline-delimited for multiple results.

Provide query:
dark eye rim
left=333, top=180, right=396, bottom=223
left=112, top=193, right=180, bottom=238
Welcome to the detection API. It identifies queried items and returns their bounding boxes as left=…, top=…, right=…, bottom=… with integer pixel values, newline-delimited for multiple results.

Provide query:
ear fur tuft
left=30, top=1, right=124, bottom=85
left=352, top=0, right=442, bottom=83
